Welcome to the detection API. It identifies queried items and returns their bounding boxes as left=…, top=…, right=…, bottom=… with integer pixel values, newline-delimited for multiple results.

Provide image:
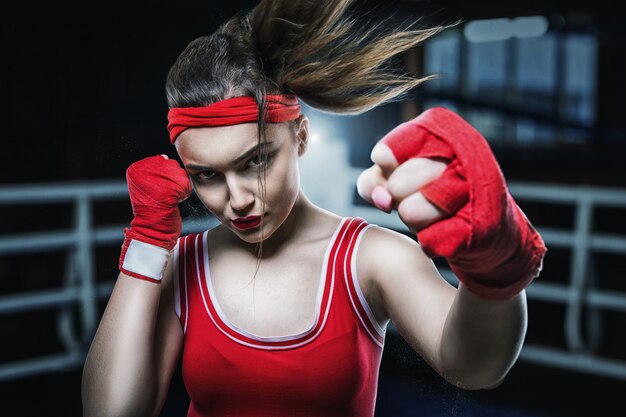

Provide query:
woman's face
left=175, top=118, right=308, bottom=244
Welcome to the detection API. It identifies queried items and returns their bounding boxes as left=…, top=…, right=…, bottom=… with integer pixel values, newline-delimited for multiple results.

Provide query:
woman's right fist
left=119, top=155, right=192, bottom=283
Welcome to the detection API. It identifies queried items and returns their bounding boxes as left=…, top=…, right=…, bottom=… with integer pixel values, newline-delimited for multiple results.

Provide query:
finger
left=371, top=185, right=393, bottom=213
left=356, top=165, right=394, bottom=212
left=397, top=191, right=447, bottom=234
left=386, top=157, right=447, bottom=202
left=370, top=143, right=399, bottom=177
left=356, top=164, right=386, bottom=204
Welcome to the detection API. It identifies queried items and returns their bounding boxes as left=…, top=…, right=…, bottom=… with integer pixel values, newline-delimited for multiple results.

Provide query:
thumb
left=356, top=165, right=393, bottom=213
left=370, top=142, right=399, bottom=177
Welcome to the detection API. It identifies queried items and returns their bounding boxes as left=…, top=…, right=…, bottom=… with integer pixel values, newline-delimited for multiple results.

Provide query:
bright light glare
left=464, top=16, right=549, bottom=43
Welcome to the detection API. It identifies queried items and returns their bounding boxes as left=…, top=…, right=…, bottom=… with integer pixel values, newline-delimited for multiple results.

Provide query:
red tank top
left=172, top=217, right=386, bottom=417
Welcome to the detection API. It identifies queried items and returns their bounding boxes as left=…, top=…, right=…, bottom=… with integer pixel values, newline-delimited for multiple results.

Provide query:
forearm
left=82, top=272, right=163, bottom=417
left=438, top=283, right=527, bottom=390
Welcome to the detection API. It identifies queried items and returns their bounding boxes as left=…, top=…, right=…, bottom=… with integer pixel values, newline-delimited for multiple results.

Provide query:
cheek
left=193, top=186, right=226, bottom=215
left=265, top=156, right=300, bottom=204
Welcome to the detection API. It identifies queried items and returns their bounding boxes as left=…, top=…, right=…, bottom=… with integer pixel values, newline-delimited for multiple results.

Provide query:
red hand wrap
left=380, top=107, right=547, bottom=300
left=119, top=155, right=192, bottom=282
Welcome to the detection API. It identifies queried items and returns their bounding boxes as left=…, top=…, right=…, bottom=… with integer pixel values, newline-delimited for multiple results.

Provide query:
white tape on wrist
left=121, top=239, right=170, bottom=281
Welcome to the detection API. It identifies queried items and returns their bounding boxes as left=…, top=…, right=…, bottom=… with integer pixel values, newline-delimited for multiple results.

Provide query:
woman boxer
left=81, top=1, right=546, bottom=416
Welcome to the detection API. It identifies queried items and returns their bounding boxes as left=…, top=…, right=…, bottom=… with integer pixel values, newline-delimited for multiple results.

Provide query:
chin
left=231, top=225, right=275, bottom=244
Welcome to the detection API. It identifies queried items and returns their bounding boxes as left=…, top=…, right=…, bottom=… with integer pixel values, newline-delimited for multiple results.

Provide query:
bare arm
left=355, top=108, right=546, bottom=390
left=359, top=226, right=527, bottom=390
left=81, top=258, right=183, bottom=417
left=438, top=284, right=526, bottom=389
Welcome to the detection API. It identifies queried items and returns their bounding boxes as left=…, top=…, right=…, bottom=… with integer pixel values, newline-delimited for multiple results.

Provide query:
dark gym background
left=1, top=1, right=625, bottom=416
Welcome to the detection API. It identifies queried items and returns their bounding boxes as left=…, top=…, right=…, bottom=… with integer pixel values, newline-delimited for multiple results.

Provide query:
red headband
left=166, top=94, right=301, bottom=143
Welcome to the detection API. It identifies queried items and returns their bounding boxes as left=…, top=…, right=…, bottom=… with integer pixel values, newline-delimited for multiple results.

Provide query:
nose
left=226, top=174, right=255, bottom=212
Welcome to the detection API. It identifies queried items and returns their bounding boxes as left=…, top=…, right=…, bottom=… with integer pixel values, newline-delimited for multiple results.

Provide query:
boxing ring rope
left=0, top=182, right=217, bottom=381
left=1, top=178, right=626, bottom=382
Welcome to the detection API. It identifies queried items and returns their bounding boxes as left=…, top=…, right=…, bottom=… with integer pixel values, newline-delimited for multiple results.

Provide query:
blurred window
left=422, top=16, right=598, bottom=148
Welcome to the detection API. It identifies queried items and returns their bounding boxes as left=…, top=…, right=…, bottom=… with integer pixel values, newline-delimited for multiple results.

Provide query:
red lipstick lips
left=231, top=215, right=262, bottom=230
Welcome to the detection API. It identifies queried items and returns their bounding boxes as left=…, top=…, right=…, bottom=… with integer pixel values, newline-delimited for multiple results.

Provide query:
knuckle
left=386, top=175, right=405, bottom=196
left=356, top=166, right=380, bottom=189
left=370, top=143, right=396, bottom=167
left=397, top=199, right=418, bottom=224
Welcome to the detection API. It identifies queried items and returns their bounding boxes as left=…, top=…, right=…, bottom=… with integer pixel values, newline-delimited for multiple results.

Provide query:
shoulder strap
left=173, top=232, right=204, bottom=333
left=339, top=217, right=386, bottom=347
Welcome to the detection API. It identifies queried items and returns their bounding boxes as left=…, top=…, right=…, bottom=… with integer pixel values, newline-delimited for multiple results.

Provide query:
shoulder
left=358, top=222, right=423, bottom=263
left=177, top=223, right=224, bottom=246
left=353, top=220, right=445, bottom=324
left=356, top=222, right=441, bottom=288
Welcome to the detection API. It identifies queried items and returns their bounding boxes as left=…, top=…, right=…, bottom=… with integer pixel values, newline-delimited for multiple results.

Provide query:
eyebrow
left=185, top=141, right=275, bottom=171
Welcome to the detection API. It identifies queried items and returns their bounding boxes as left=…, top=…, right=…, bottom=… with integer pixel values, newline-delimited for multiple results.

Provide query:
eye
left=195, top=170, right=216, bottom=182
left=247, top=151, right=273, bottom=169
left=248, top=153, right=267, bottom=167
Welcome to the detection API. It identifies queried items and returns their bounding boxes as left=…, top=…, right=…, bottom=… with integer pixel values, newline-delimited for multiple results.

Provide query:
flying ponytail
left=166, top=0, right=450, bottom=114
left=248, top=0, right=447, bottom=114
